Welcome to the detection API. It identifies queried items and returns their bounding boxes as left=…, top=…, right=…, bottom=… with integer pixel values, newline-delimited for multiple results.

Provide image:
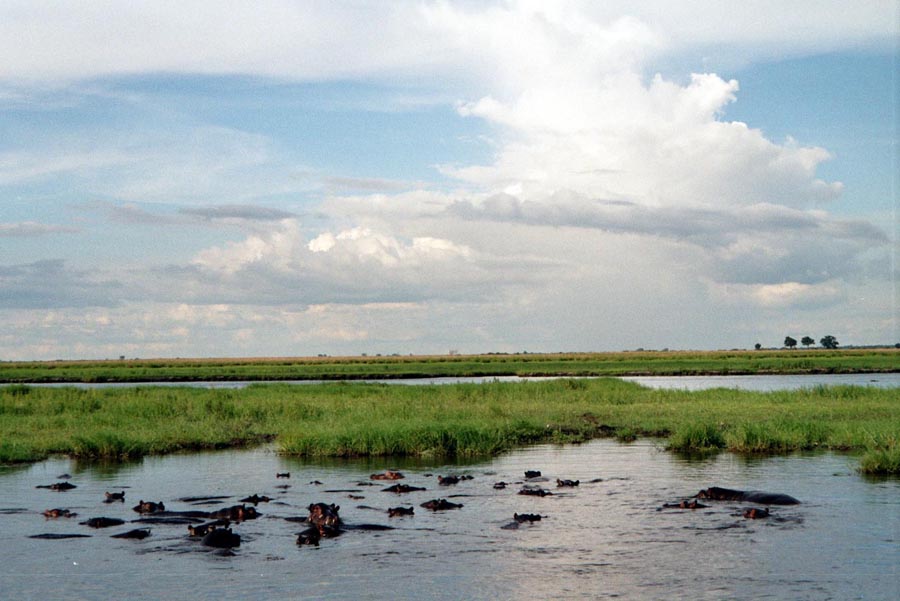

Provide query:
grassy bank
left=1, top=379, right=897, bottom=474
left=0, top=348, right=897, bottom=383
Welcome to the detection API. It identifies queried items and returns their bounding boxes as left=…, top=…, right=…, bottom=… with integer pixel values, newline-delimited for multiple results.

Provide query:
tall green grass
left=1, top=379, right=898, bottom=473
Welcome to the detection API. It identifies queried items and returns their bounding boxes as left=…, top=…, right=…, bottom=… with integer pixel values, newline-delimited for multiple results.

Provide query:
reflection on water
left=1, top=441, right=898, bottom=600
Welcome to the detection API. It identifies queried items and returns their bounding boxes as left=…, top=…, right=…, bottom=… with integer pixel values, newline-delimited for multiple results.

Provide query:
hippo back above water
left=695, top=486, right=800, bottom=505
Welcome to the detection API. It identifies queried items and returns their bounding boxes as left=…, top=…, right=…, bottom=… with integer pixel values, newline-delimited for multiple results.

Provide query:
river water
left=2, top=440, right=897, bottom=600
left=21, top=372, right=900, bottom=391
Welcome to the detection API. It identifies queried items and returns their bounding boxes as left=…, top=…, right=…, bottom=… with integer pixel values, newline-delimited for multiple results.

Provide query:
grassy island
left=1, top=377, right=897, bottom=474
left=0, top=348, right=897, bottom=383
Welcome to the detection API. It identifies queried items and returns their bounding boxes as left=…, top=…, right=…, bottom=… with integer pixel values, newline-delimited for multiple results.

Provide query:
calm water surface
left=1, top=440, right=897, bottom=600
left=23, top=372, right=900, bottom=391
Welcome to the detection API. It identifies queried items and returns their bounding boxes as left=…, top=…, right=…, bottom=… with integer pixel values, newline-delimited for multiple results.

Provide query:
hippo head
left=308, top=503, right=341, bottom=528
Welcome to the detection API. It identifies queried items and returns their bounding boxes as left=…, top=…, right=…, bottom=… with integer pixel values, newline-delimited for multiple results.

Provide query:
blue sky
left=0, top=1, right=896, bottom=359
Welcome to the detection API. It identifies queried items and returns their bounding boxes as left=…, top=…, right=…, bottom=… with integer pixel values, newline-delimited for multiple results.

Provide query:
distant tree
left=754, top=343, right=762, bottom=350
left=784, top=336, right=797, bottom=349
left=820, top=335, right=839, bottom=349
left=801, top=336, right=815, bottom=348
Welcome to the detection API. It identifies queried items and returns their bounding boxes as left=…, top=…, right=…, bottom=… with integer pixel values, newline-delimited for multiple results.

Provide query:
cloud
left=0, top=2, right=893, bottom=84
left=323, top=176, right=426, bottom=194
left=178, top=219, right=551, bottom=306
left=179, top=205, right=298, bottom=222
left=0, top=260, right=123, bottom=308
left=0, top=221, right=79, bottom=236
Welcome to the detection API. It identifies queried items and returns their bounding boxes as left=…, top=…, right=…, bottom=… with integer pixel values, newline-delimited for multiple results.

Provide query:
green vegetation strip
left=1, top=379, right=897, bottom=474
left=0, top=349, right=896, bottom=383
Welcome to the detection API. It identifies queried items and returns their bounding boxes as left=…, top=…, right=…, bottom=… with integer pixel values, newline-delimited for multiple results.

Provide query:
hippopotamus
left=276, top=472, right=290, bottom=478
left=43, top=508, right=77, bottom=518
left=36, top=482, right=77, bottom=491
left=387, top=506, right=414, bottom=517
left=661, top=499, right=709, bottom=510
left=743, top=507, right=771, bottom=519
left=80, top=517, right=126, bottom=528
left=370, top=470, right=405, bottom=480
left=556, top=479, right=579, bottom=487
left=518, top=486, right=553, bottom=497
left=111, top=528, right=151, bottom=540
left=132, top=500, right=166, bottom=514
left=524, top=470, right=541, bottom=479
left=297, top=503, right=343, bottom=545
left=307, top=503, right=341, bottom=528
left=209, top=504, right=260, bottom=521
left=187, top=519, right=231, bottom=537
left=382, top=483, right=426, bottom=493
left=104, top=491, right=125, bottom=503
left=513, top=513, right=542, bottom=523
left=493, top=481, right=508, bottom=489
left=239, top=494, right=271, bottom=505
left=438, top=475, right=460, bottom=486
left=420, top=499, right=463, bottom=511
left=202, top=527, right=241, bottom=548
left=695, top=487, right=800, bottom=505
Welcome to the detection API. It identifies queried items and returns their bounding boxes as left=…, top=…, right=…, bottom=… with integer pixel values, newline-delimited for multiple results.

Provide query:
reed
left=859, top=446, right=900, bottom=475
left=1, top=379, right=898, bottom=473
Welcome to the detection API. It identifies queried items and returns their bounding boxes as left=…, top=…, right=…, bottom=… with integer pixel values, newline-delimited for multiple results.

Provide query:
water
left=2, top=441, right=897, bottom=600
left=19, top=372, right=900, bottom=391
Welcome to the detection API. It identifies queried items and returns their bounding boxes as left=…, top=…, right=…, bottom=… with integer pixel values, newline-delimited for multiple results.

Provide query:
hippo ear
left=308, top=503, right=315, bottom=511
left=334, top=505, right=340, bottom=512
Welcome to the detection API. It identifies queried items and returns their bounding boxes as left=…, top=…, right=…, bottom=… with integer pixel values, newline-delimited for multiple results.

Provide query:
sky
left=0, top=0, right=896, bottom=360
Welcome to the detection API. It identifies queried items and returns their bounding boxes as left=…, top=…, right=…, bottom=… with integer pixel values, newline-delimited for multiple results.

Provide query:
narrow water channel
left=2, top=440, right=897, bottom=600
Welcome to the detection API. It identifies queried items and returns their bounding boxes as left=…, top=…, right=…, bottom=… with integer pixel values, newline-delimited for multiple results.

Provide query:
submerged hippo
left=36, top=482, right=77, bottom=491
left=239, top=494, right=271, bottom=505
left=695, top=487, right=800, bottom=505
left=307, top=503, right=341, bottom=528
left=104, top=491, right=125, bottom=503
left=276, top=472, right=290, bottom=478
left=387, top=506, right=414, bottom=517
left=556, top=479, right=579, bottom=488
left=382, top=483, right=426, bottom=494
left=743, top=507, right=771, bottom=519
left=209, top=504, right=260, bottom=521
left=132, top=500, right=166, bottom=514
left=420, top=499, right=463, bottom=511
left=80, top=517, right=126, bottom=528
left=202, top=527, right=241, bottom=548
left=111, top=528, right=151, bottom=540
left=297, top=503, right=343, bottom=545
left=660, top=499, right=709, bottom=510
left=514, top=513, right=542, bottom=523
left=524, top=470, right=541, bottom=479
left=187, top=519, right=231, bottom=537
left=43, top=508, right=77, bottom=519
left=370, top=470, right=405, bottom=480
left=518, top=486, right=553, bottom=497
left=438, top=475, right=460, bottom=486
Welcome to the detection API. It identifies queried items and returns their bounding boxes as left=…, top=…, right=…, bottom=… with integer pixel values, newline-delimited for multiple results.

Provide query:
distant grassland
left=1, top=378, right=898, bottom=474
left=0, top=348, right=897, bottom=383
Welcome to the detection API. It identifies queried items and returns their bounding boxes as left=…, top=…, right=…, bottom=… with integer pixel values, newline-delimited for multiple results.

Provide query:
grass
left=0, top=348, right=896, bottom=383
left=1, top=378, right=898, bottom=474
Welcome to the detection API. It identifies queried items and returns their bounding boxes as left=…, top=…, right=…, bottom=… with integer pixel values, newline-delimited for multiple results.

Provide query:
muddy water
left=1, top=441, right=897, bottom=600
